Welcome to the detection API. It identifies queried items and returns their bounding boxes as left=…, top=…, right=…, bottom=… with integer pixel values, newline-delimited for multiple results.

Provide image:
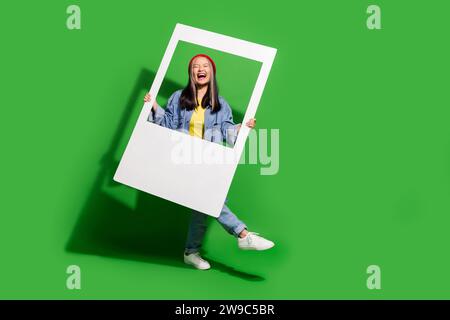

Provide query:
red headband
left=188, top=54, right=216, bottom=74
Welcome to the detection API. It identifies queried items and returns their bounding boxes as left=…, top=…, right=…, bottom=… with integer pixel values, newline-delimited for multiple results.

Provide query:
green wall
left=1, top=0, right=449, bottom=298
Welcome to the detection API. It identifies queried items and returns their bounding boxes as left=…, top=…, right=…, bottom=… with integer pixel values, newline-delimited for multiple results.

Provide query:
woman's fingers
left=246, top=118, right=256, bottom=128
left=144, top=93, right=158, bottom=111
left=237, top=118, right=256, bottom=131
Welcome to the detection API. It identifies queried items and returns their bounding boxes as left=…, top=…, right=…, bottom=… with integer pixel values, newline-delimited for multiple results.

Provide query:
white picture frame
left=114, top=23, right=277, bottom=217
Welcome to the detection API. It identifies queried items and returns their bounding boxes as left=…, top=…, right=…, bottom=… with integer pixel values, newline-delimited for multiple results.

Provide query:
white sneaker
left=238, top=232, right=275, bottom=251
left=184, top=252, right=211, bottom=270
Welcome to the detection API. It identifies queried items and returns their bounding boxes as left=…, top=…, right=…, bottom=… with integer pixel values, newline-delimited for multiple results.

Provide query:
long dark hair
left=179, top=59, right=221, bottom=113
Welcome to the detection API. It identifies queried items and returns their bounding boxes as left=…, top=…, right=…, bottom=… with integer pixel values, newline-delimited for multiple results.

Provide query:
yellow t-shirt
left=189, top=98, right=206, bottom=138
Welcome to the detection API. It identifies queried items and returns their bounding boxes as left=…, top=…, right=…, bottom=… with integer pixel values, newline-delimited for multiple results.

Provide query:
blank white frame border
left=114, top=23, right=277, bottom=217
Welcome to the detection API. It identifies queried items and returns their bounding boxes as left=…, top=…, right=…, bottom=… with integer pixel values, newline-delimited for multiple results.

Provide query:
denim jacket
left=147, top=89, right=238, bottom=146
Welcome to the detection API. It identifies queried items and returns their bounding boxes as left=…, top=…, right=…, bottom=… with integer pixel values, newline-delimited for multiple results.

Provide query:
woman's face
left=191, top=57, right=211, bottom=86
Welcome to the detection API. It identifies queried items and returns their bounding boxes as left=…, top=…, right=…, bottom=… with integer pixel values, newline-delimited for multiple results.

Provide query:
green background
left=1, top=0, right=449, bottom=299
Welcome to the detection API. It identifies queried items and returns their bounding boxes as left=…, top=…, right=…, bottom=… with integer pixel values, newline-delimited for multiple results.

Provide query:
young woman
left=145, top=54, right=274, bottom=270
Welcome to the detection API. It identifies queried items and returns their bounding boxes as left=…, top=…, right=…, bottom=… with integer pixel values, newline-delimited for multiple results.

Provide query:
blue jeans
left=184, top=201, right=247, bottom=255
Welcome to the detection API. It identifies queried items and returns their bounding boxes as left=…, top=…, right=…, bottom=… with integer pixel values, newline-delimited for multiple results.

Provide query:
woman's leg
left=184, top=200, right=274, bottom=266
left=184, top=201, right=247, bottom=254
left=216, top=202, right=247, bottom=237
left=184, top=210, right=208, bottom=255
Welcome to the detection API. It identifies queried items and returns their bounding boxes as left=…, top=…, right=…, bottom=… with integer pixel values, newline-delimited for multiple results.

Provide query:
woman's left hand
left=236, top=118, right=256, bottom=132
left=246, top=118, right=256, bottom=129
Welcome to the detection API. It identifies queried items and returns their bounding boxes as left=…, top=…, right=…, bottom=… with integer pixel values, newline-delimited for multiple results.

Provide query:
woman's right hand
left=144, top=93, right=158, bottom=111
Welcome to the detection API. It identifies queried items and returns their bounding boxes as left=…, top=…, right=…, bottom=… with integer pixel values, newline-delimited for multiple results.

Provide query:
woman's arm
left=145, top=91, right=180, bottom=129
left=219, top=99, right=239, bottom=146
left=219, top=98, right=256, bottom=146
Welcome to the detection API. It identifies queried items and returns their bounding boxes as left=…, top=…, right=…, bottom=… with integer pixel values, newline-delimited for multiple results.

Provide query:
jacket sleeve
left=147, top=91, right=180, bottom=129
left=219, top=98, right=239, bottom=147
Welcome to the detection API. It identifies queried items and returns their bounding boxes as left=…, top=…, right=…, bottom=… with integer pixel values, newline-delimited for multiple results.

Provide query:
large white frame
left=114, top=23, right=277, bottom=217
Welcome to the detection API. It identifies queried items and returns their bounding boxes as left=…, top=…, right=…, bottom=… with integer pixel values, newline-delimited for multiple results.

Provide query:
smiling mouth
left=197, top=73, right=207, bottom=80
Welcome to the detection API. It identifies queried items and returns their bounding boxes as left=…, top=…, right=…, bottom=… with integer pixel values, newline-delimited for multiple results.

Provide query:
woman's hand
left=144, top=93, right=158, bottom=111
left=246, top=118, right=256, bottom=129
left=236, top=118, right=256, bottom=132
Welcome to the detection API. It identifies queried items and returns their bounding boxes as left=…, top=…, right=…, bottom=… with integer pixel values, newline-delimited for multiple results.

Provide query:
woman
left=145, top=54, right=274, bottom=270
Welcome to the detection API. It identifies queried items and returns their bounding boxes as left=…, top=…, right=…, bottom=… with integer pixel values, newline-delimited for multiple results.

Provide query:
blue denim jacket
left=147, top=89, right=238, bottom=146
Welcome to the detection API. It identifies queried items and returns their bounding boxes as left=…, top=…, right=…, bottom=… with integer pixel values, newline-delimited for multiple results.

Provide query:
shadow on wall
left=65, top=69, right=263, bottom=281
